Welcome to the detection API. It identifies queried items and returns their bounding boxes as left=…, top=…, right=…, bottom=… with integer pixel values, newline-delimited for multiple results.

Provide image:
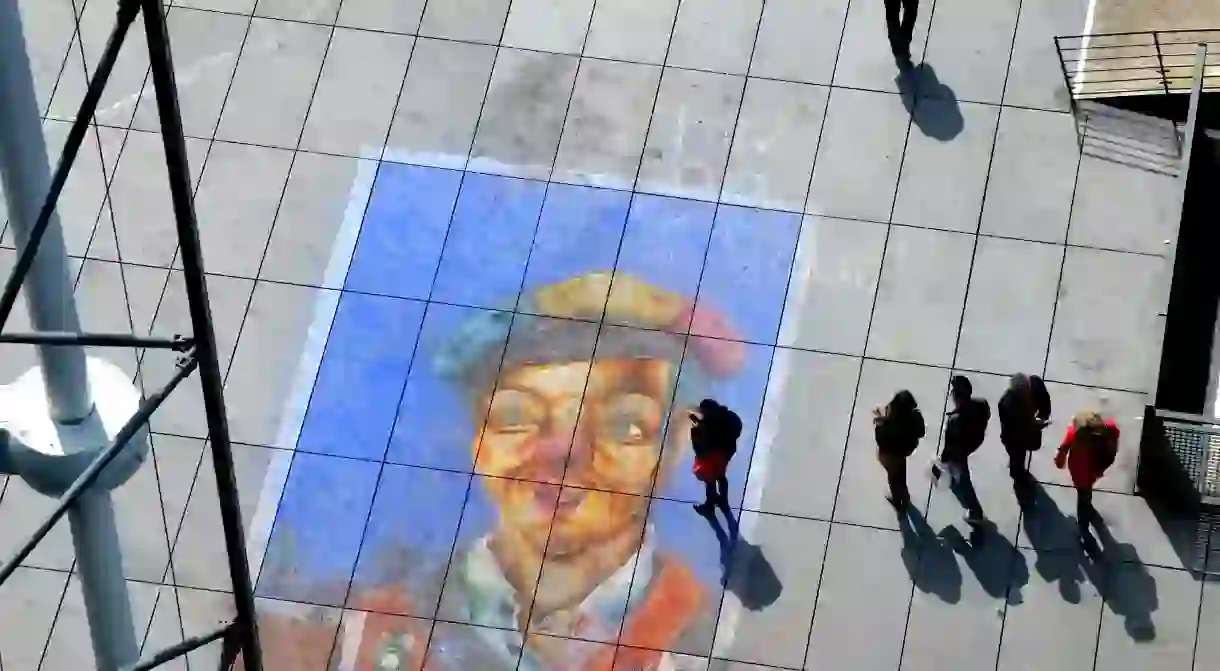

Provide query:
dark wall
left=1155, top=125, right=1219, bottom=413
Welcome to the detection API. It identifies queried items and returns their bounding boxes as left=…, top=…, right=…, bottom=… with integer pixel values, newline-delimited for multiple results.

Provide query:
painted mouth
left=531, top=484, right=586, bottom=515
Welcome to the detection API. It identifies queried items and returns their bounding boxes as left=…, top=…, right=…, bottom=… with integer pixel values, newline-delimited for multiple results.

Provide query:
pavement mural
left=249, top=159, right=801, bottom=669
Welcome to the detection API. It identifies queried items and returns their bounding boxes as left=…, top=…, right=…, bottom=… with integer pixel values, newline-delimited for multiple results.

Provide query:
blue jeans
left=948, top=459, right=984, bottom=518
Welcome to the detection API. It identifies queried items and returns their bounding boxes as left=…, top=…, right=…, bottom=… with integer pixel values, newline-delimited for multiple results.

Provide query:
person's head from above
left=1071, top=410, right=1112, bottom=445
left=434, top=273, right=745, bottom=575
left=950, top=375, right=972, bottom=410
left=692, top=397, right=720, bottom=424
left=1008, top=372, right=1030, bottom=397
left=887, top=389, right=919, bottom=418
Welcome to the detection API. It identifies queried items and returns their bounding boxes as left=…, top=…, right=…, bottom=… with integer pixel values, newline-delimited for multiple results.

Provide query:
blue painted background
left=256, top=162, right=802, bottom=613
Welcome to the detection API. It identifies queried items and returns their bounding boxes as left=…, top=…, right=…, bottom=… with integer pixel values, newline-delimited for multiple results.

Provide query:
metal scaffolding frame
left=0, top=0, right=263, bottom=669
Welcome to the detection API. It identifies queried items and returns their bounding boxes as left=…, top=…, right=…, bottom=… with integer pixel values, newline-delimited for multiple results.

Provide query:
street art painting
left=246, top=158, right=801, bottom=669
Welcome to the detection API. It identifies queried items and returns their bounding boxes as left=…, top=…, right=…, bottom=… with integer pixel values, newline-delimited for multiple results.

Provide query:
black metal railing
left=1055, top=29, right=1220, bottom=103
left=0, top=0, right=262, bottom=669
left=1139, top=409, right=1220, bottom=576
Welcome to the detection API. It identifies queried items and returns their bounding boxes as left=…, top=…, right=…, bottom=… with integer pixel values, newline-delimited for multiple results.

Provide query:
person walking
left=691, top=399, right=741, bottom=520
left=1055, top=411, right=1119, bottom=541
left=935, top=375, right=990, bottom=524
left=998, top=373, right=1051, bottom=493
left=874, top=390, right=925, bottom=509
left=885, top=0, right=919, bottom=69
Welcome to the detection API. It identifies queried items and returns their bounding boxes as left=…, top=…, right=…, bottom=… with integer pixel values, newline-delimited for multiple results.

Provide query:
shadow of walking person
left=899, top=505, right=962, bottom=603
left=1089, top=518, right=1160, bottom=643
left=941, top=521, right=1030, bottom=606
left=1021, top=483, right=1095, bottom=604
left=699, top=508, right=783, bottom=611
left=896, top=62, right=964, bottom=142
left=725, top=540, right=783, bottom=612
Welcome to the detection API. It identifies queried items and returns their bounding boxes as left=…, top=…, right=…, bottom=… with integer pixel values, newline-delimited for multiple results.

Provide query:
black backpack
left=692, top=404, right=742, bottom=458
left=708, top=405, right=742, bottom=458
left=961, top=398, right=990, bottom=454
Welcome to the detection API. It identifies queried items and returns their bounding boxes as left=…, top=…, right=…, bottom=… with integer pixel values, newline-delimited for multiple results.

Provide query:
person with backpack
left=691, top=399, right=742, bottom=519
left=1055, top=411, right=1120, bottom=540
left=998, top=373, right=1051, bottom=492
left=874, top=390, right=925, bottom=509
left=934, top=375, right=990, bottom=523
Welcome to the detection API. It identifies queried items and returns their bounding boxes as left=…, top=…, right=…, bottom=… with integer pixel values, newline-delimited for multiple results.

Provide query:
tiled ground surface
left=1, top=0, right=1218, bottom=670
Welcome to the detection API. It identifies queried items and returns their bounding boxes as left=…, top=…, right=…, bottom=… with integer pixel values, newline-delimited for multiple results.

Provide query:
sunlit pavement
left=1, top=0, right=1217, bottom=669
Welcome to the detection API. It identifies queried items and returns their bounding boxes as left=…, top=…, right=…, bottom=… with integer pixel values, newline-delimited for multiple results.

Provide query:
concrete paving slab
left=1, top=0, right=1211, bottom=668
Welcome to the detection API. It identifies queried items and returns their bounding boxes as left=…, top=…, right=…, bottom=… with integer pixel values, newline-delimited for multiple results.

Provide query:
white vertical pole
left=0, top=0, right=93, bottom=424
left=0, top=1, right=140, bottom=669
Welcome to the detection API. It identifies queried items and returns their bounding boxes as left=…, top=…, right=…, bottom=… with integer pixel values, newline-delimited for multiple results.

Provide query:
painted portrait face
left=473, top=357, right=690, bottom=554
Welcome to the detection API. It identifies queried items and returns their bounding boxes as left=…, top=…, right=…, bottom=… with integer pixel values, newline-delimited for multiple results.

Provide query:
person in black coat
left=691, top=399, right=742, bottom=519
left=874, top=390, right=925, bottom=509
left=937, top=375, right=990, bottom=523
left=997, top=373, right=1051, bottom=491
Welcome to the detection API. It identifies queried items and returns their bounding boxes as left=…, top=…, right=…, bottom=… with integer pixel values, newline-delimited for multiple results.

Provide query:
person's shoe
left=886, top=494, right=910, bottom=510
left=964, top=511, right=986, bottom=525
left=693, top=502, right=714, bottom=516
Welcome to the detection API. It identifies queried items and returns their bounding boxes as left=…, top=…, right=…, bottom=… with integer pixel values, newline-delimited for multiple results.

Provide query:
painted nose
left=535, top=425, right=573, bottom=464
left=534, top=419, right=593, bottom=475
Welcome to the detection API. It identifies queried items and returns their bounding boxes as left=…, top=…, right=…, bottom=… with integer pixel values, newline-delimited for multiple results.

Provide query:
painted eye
left=486, top=391, right=542, bottom=432
left=598, top=394, right=660, bottom=445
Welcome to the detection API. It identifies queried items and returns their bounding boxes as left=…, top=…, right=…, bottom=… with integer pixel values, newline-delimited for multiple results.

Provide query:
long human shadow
left=699, top=508, right=783, bottom=611
left=898, top=505, right=962, bottom=603
left=1021, top=483, right=1097, bottom=604
left=1089, top=516, right=1161, bottom=642
left=896, top=62, right=964, bottom=142
left=940, top=521, right=1030, bottom=606
left=1021, top=482, right=1160, bottom=641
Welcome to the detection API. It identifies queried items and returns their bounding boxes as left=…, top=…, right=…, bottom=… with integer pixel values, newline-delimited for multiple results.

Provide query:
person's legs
left=885, top=457, right=910, bottom=506
left=883, top=0, right=908, bottom=60
left=714, top=475, right=731, bottom=508
left=1077, top=487, right=1095, bottom=534
left=952, top=459, right=985, bottom=522
left=695, top=478, right=717, bottom=514
left=900, top=0, right=919, bottom=47
left=1005, top=442, right=1031, bottom=486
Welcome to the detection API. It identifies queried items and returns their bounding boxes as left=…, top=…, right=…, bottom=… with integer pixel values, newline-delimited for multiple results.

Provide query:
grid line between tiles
left=925, top=0, right=1039, bottom=664
left=150, top=2, right=1079, bottom=118
left=603, top=2, right=771, bottom=665
left=32, top=0, right=158, bottom=665
left=0, top=234, right=1169, bottom=399
left=312, top=0, right=434, bottom=664
left=5, top=488, right=1167, bottom=671
left=125, top=1, right=263, bottom=665
left=849, top=0, right=949, bottom=663
left=0, top=1, right=1180, bottom=671
left=3, top=0, right=101, bottom=664
left=70, top=12, right=194, bottom=670
left=230, top=0, right=351, bottom=610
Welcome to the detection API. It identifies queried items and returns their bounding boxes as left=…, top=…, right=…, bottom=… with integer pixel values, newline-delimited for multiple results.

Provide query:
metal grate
left=1162, top=419, right=1220, bottom=503
left=1152, top=412, right=1220, bottom=576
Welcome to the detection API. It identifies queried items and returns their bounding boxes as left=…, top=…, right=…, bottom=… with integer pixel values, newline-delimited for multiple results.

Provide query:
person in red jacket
left=1055, top=411, right=1119, bottom=540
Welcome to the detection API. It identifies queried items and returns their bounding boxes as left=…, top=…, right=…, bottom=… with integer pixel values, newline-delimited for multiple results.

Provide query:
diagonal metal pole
left=140, top=1, right=264, bottom=668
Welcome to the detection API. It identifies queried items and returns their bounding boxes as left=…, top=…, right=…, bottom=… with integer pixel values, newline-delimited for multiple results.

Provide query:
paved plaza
left=1, top=0, right=1218, bottom=669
